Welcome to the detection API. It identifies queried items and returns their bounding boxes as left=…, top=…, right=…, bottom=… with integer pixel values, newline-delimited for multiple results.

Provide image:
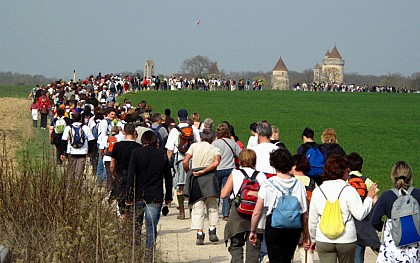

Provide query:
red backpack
left=234, top=169, right=260, bottom=215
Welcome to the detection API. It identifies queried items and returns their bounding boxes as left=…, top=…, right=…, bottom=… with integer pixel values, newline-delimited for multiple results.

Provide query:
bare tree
left=180, top=55, right=212, bottom=77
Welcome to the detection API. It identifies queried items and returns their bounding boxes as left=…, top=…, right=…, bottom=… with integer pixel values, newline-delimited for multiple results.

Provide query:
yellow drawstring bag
left=319, top=185, right=348, bottom=239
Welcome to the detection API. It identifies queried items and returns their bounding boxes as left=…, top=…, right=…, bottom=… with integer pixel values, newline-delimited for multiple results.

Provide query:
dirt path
left=156, top=203, right=378, bottom=263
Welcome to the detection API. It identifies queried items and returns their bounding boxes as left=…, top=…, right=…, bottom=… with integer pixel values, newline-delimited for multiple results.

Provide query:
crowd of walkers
left=28, top=78, right=420, bottom=263
left=292, top=82, right=416, bottom=93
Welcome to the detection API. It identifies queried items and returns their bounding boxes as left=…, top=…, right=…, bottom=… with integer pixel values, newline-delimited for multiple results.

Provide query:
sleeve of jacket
left=126, top=150, right=138, bottom=202
left=370, top=193, right=388, bottom=231
left=164, top=158, right=173, bottom=201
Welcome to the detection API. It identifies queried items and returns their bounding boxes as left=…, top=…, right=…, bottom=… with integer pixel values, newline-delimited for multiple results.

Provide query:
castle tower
left=271, top=57, right=289, bottom=90
left=144, top=60, right=155, bottom=79
left=321, top=45, right=345, bottom=83
left=313, top=63, right=322, bottom=83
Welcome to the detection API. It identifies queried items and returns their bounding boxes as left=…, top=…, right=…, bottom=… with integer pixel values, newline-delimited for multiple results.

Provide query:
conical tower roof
left=324, top=50, right=331, bottom=57
left=329, top=46, right=342, bottom=59
left=273, top=57, right=288, bottom=71
left=314, top=63, right=322, bottom=69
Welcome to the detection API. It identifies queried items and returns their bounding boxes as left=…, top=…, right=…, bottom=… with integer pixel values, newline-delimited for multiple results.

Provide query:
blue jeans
left=355, top=244, right=365, bottom=263
left=135, top=201, right=162, bottom=249
left=217, top=168, right=233, bottom=217
left=96, top=152, right=106, bottom=184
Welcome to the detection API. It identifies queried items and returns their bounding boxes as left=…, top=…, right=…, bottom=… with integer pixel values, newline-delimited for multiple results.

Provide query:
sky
left=1, top=0, right=419, bottom=80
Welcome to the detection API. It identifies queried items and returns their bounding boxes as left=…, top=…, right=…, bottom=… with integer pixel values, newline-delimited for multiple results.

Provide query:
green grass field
left=0, top=85, right=32, bottom=98
left=121, top=90, right=420, bottom=190
left=0, top=85, right=418, bottom=191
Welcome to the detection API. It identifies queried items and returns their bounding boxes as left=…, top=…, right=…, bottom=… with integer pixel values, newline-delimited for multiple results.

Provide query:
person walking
left=249, top=148, right=308, bottom=263
left=370, top=161, right=420, bottom=263
left=222, top=149, right=266, bottom=262
left=308, top=155, right=377, bottom=263
left=212, top=122, right=242, bottom=220
left=183, top=129, right=221, bottom=245
left=126, top=130, right=172, bottom=262
left=165, top=109, right=200, bottom=220
left=61, top=113, right=95, bottom=184
left=110, top=123, right=141, bottom=218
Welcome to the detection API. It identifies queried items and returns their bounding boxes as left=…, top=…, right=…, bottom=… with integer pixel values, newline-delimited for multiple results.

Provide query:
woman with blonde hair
left=370, top=161, right=420, bottom=262
left=191, top=112, right=204, bottom=131
left=319, top=128, right=346, bottom=161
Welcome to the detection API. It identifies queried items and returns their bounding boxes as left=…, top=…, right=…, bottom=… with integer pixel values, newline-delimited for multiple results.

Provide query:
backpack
left=40, top=98, right=48, bottom=113
left=54, top=117, right=66, bottom=134
left=390, top=187, right=420, bottom=246
left=270, top=179, right=302, bottom=229
left=319, top=185, right=348, bottom=239
left=348, top=174, right=367, bottom=200
left=175, top=125, right=195, bottom=154
left=104, top=135, right=117, bottom=156
left=91, top=119, right=101, bottom=140
left=69, top=124, right=86, bottom=149
left=234, top=169, right=260, bottom=215
left=151, top=125, right=163, bottom=147
left=305, top=145, right=325, bottom=178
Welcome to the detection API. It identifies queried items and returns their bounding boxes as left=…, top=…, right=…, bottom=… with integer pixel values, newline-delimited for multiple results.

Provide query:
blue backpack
left=306, top=145, right=325, bottom=178
left=91, top=120, right=100, bottom=140
left=270, top=179, right=302, bottom=229
left=151, top=125, right=163, bottom=147
left=69, top=124, right=86, bottom=149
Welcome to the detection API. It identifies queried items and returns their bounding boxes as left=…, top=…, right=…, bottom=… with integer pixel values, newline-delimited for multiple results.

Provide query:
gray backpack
left=390, top=187, right=420, bottom=246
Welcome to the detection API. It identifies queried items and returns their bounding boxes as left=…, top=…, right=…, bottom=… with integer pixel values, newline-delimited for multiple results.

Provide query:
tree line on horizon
left=1, top=56, right=419, bottom=90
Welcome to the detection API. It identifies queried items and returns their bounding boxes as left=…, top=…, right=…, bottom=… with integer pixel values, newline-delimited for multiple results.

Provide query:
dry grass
left=0, top=98, right=163, bottom=262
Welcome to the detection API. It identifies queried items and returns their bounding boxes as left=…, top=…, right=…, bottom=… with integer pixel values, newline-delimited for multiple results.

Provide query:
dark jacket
left=184, top=167, right=220, bottom=205
left=127, top=146, right=173, bottom=203
left=319, top=143, right=346, bottom=160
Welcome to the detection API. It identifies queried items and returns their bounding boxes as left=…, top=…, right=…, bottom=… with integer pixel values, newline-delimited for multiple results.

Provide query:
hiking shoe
left=209, top=228, right=219, bottom=242
left=196, top=232, right=205, bottom=245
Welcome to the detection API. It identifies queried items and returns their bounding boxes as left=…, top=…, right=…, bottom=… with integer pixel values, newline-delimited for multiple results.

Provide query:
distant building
left=271, top=57, right=289, bottom=90
left=144, top=60, right=155, bottom=79
left=208, top=62, right=221, bottom=79
left=313, top=45, right=345, bottom=84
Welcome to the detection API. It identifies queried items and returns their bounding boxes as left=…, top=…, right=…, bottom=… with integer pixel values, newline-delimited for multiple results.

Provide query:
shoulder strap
left=392, top=187, right=414, bottom=197
left=221, top=138, right=236, bottom=158
left=408, top=186, right=415, bottom=195
left=250, top=171, right=259, bottom=181
left=319, top=184, right=347, bottom=200
left=318, top=186, right=328, bottom=200
left=337, top=185, right=348, bottom=199
left=238, top=168, right=249, bottom=179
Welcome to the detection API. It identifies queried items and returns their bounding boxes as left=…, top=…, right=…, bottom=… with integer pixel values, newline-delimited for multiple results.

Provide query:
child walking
left=29, top=99, right=39, bottom=128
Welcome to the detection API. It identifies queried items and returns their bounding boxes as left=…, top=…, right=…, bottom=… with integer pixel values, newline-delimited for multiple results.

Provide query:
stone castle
left=271, top=45, right=344, bottom=90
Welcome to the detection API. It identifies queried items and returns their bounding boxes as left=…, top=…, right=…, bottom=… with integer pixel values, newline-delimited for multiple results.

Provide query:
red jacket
left=37, top=95, right=50, bottom=112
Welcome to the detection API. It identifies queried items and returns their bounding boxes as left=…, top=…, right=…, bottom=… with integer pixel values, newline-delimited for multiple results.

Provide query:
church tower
left=271, top=57, right=289, bottom=90
left=144, top=60, right=155, bottom=79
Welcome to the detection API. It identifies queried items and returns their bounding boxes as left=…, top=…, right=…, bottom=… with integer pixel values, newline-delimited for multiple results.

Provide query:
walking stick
left=303, top=211, right=309, bottom=263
